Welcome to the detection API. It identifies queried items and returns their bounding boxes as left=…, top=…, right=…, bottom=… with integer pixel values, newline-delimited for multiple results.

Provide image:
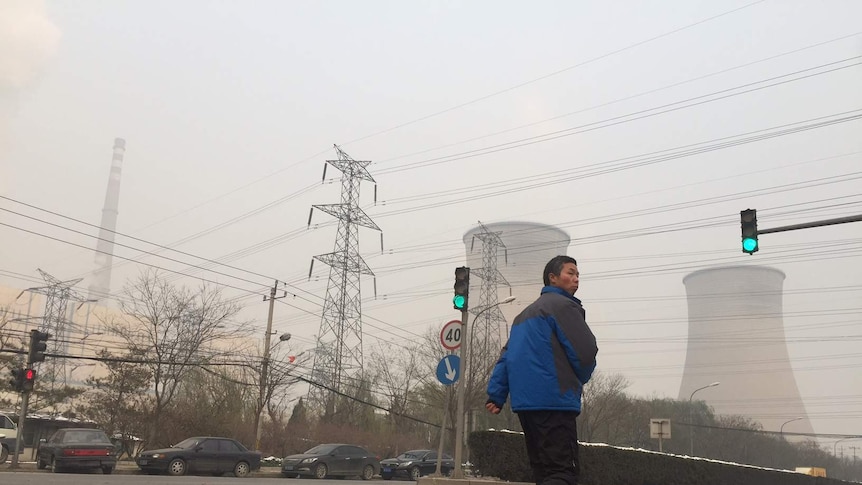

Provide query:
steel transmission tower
left=469, top=222, right=511, bottom=357
left=19, top=269, right=88, bottom=385
left=306, top=146, right=381, bottom=417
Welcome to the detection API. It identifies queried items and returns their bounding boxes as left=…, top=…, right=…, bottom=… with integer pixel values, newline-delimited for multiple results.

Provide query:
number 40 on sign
left=440, top=320, right=462, bottom=350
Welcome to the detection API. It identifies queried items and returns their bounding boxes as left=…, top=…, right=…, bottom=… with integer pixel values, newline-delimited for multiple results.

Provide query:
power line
left=373, top=30, right=862, bottom=166
left=339, top=0, right=768, bottom=147
left=375, top=57, right=862, bottom=176
left=369, top=111, right=862, bottom=218
left=0, top=221, right=268, bottom=299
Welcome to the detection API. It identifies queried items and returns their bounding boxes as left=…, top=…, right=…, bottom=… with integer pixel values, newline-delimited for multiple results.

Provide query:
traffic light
left=8, top=368, right=24, bottom=393
left=453, top=266, right=470, bottom=311
left=21, top=368, right=36, bottom=393
left=740, top=209, right=759, bottom=255
left=28, top=329, right=50, bottom=364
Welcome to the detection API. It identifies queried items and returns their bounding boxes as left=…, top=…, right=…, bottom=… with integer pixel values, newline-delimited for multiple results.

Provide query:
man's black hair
left=543, top=255, right=578, bottom=286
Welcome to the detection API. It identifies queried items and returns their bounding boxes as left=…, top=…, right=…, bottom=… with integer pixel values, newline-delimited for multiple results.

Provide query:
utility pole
left=254, top=280, right=286, bottom=451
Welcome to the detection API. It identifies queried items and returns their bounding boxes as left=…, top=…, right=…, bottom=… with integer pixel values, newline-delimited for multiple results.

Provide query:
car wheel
left=234, top=461, right=251, bottom=478
left=313, top=463, right=328, bottom=479
left=0, top=445, right=8, bottom=464
left=360, top=464, right=375, bottom=480
left=167, top=458, right=187, bottom=476
left=409, top=466, right=421, bottom=481
left=102, top=466, right=114, bottom=475
left=36, top=453, right=47, bottom=470
left=51, top=457, right=64, bottom=473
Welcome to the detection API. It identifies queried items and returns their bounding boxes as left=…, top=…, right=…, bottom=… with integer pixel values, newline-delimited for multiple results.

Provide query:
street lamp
left=780, top=417, right=804, bottom=438
left=833, top=437, right=859, bottom=456
left=689, top=381, right=720, bottom=456
left=452, top=296, right=516, bottom=479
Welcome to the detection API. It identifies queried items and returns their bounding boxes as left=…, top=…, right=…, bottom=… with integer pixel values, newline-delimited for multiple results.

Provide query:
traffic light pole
left=10, top=391, right=30, bottom=468
left=10, top=330, right=49, bottom=467
left=757, top=214, right=862, bottom=235
left=452, top=307, right=469, bottom=479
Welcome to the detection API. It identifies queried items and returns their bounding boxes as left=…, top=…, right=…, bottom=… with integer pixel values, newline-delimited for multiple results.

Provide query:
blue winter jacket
left=487, top=286, right=598, bottom=413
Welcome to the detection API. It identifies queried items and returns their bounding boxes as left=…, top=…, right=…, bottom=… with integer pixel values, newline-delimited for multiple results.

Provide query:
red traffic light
left=22, top=368, right=36, bottom=392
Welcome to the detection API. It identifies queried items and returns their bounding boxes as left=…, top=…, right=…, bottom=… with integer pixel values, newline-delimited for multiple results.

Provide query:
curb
left=418, top=478, right=532, bottom=485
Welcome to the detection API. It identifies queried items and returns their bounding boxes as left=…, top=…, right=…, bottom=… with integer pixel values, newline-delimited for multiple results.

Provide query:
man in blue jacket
left=486, top=255, right=598, bottom=485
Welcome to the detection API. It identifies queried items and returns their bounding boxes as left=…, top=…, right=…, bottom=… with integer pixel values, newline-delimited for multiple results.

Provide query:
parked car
left=0, top=412, right=22, bottom=464
left=380, top=449, right=454, bottom=480
left=136, top=436, right=261, bottom=477
left=36, top=428, right=117, bottom=474
left=281, top=443, right=380, bottom=479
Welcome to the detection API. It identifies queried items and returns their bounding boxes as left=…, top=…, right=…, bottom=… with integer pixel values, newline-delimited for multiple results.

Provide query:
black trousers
left=518, top=410, right=580, bottom=485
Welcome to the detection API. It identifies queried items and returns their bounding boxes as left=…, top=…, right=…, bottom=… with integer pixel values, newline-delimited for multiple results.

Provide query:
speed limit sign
left=440, top=320, right=463, bottom=350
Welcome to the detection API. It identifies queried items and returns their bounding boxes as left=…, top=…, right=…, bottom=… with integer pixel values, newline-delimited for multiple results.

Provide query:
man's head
left=543, top=255, right=579, bottom=295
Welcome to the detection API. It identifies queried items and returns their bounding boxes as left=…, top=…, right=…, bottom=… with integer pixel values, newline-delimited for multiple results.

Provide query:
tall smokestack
left=87, top=138, right=126, bottom=301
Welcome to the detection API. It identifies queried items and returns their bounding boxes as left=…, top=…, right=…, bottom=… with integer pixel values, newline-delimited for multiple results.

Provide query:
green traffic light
left=453, top=295, right=466, bottom=309
left=742, top=237, right=758, bottom=252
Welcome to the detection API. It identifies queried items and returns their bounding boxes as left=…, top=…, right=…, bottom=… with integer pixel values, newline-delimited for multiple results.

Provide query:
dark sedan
left=36, top=428, right=117, bottom=474
left=380, top=449, right=454, bottom=480
left=136, top=436, right=261, bottom=477
left=282, top=443, right=380, bottom=479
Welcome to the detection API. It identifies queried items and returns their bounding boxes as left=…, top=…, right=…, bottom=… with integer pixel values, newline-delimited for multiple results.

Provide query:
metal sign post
left=650, top=419, right=671, bottom=452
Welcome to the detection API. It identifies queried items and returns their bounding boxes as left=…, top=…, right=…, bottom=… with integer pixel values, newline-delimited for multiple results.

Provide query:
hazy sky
left=2, top=0, right=861, bottom=447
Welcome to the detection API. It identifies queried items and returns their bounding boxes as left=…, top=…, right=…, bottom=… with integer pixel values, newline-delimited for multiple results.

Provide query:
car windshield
left=304, top=444, right=338, bottom=455
left=63, top=430, right=111, bottom=444
left=397, top=452, right=423, bottom=460
left=174, top=438, right=201, bottom=449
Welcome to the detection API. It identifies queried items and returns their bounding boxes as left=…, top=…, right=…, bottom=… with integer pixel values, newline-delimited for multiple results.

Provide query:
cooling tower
left=87, top=138, right=126, bottom=301
left=462, top=221, right=571, bottom=329
left=679, top=265, right=813, bottom=436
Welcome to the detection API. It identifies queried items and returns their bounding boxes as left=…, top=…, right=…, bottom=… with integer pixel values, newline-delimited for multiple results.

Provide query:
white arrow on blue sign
left=436, top=355, right=460, bottom=385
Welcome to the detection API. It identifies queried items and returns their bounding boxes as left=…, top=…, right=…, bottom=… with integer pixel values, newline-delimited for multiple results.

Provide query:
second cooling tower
left=462, top=221, right=570, bottom=326
left=679, top=265, right=813, bottom=436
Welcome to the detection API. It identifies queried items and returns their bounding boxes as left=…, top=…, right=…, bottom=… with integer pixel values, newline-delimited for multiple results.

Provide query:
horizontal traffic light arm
left=757, top=214, right=862, bottom=235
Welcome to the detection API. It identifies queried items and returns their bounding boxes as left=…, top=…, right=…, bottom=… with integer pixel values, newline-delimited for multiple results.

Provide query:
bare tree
left=81, top=348, right=152, bottom=458
left=580, top=372, right=632, bottom=443
left=368, top=340, right=428, bottom=454
left=370, top=342, right=422, bottom=426
left=106, top=269, right=248, bottom=445
left=244, top=343, right=307, bottom=450
left=169, top=365, right=251, bottom=444
left=0, top=307, right=26, bottom=409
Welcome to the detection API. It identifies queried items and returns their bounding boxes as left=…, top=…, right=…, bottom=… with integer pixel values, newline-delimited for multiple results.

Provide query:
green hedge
left=468, top=430, right=849, bottom=485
